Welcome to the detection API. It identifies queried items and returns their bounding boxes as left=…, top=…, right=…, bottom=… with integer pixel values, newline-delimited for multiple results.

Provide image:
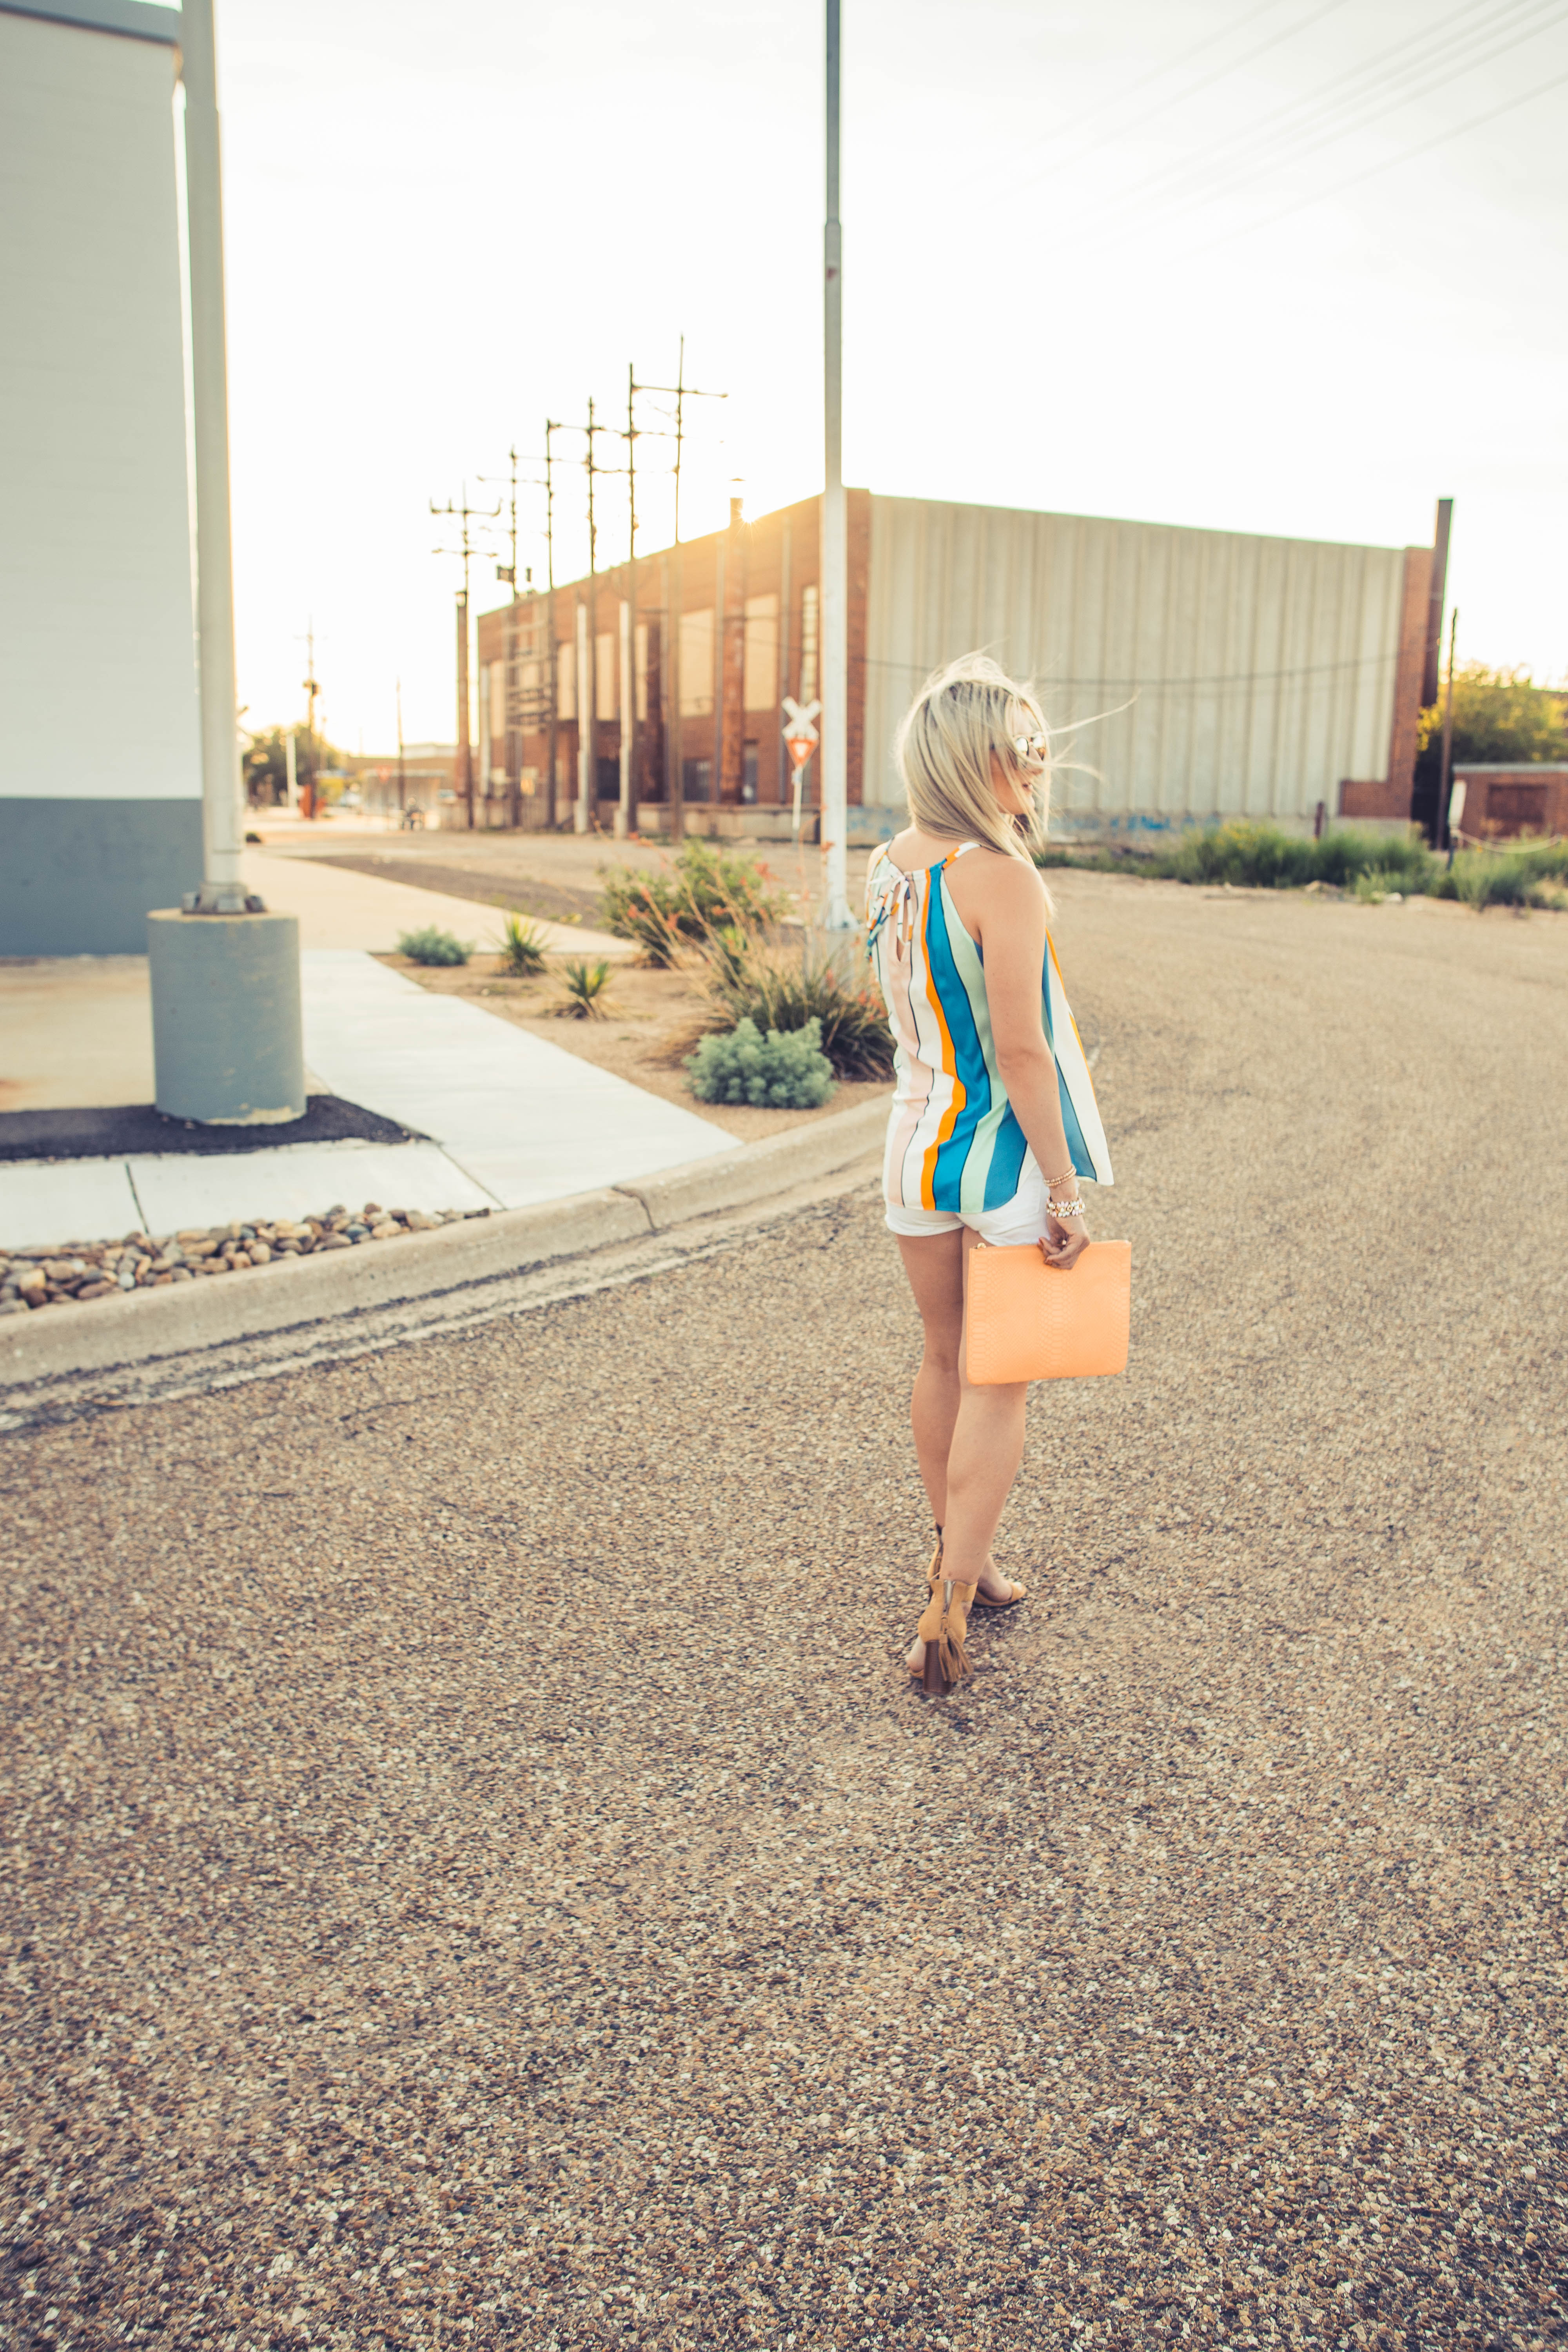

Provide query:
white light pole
left=820, top=0, right=851, bottom=929
left=181, top=0, right=248, bottom=912
left=148, top=0, right=305, bottom=1125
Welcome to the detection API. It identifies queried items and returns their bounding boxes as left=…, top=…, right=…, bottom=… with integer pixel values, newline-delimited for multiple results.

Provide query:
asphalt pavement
left=4, top=874, right=1564, bottom=2350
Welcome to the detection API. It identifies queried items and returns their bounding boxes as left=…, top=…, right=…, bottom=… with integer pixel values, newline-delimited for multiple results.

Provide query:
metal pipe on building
left=820, top=0, right=850, bottom=926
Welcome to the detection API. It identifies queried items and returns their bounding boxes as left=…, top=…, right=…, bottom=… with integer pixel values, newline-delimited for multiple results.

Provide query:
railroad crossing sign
left=782, top=695, right=821, bottom=771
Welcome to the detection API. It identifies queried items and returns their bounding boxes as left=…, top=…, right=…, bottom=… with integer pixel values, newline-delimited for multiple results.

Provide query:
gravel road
left=4, top=877, right=1565, bottom=2350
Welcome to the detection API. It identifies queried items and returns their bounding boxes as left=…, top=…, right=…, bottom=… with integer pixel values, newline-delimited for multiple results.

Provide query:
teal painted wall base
left=0, top=798, right=204, bottom=953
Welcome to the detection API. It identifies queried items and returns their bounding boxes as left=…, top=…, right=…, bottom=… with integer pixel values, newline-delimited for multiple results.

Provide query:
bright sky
left=217, top=0, right=1568, bottom=751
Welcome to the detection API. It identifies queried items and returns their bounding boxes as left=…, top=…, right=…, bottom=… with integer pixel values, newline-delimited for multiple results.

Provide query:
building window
left=679, top=608, right=714, bottom=716
left=597, top=755, right=621, bottom=800
left=556, top=639, right=576, bottom=721
left=799, top=583, right=819, bottom=706
left=595, top=631, right=617, bottom=721
left=488, top=661, right=506, bottom=743
left=742, top=594, right=778, bottom=711
left=635, top=621, right=650, bottom=722
left=742, top=741, right=759, bottom=803
left=682, top=756, right=713, bottom=803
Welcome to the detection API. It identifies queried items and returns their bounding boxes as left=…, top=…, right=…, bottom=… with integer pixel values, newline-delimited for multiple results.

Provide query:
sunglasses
left=1010, top=732, right=1049, bottom=766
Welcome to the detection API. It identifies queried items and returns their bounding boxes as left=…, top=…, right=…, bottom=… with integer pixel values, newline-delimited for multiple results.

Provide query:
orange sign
left=785, top=735, right=816, bottom=770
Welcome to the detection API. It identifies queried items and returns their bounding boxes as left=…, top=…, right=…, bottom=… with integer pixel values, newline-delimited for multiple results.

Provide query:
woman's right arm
left=968, top=858, right=1090, bottom=1269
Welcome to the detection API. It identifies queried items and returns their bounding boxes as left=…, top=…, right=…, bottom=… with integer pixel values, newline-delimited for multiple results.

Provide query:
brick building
left=475, top=490, right=1445, bottom=843
left=1450, top=765, right=1568, bottom=842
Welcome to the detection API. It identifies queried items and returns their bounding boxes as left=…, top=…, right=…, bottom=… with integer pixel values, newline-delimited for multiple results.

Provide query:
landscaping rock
left=0, top=1204, right=464, bottom=1315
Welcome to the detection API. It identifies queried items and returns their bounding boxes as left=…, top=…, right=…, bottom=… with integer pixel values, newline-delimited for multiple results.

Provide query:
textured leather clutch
left=965, top=1237, right=1132, bottom=1384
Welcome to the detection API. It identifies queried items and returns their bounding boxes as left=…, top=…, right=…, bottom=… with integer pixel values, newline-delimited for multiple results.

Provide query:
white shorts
left=884, top=1155, right=1058, bottom=1249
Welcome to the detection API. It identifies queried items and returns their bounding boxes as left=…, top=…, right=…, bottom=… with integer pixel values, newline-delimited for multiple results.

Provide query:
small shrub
left=1169, top=820, right=1318, bottom=890
left=500, top=913, right=549, bottom=975
left=1313, top=828, right=1436, bottom=891
left=1352, top=867, right=1398, bottom=904
left=598, top=871, right=687, bottom=966
left=686, top=1016, right=837, bottom=1109
left=1451, top=851, right=1531, bottom=911
left=600, top=838, right=789, bottom=961
left=704, top=935, right=894, bottom=1080
left=1034, top=820, right=1444, bottom=895
left=397, top=925, right=470, bottom=966
left=555, top=957, right=614, bottom=1018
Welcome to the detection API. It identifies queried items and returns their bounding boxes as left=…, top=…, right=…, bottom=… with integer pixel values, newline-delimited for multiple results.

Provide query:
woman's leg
left=895, top=1230, right=965, bottom=1526
left=899, top=1229, right=1029, bottom=1671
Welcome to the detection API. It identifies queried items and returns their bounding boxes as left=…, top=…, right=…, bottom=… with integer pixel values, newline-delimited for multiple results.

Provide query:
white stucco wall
left=0, top=5, right=200, bottom=803
left=864, top=497, right=1408, bottom=831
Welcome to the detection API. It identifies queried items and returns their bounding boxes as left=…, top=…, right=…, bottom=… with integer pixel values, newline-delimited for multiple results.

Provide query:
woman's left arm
left=966, top=860, right=1090, bottom=1268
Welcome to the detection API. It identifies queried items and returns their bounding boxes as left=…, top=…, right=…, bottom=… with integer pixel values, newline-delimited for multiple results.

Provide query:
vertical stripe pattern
left=866, top=844, right=1113, bottom=1207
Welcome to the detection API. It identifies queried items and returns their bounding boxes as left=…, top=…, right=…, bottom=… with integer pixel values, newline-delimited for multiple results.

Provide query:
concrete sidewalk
left=0, top=948, right=730, bottom=1248
left=241, top=840, right=629, bottom=957
left=0, top=843, right=728, bottom=1248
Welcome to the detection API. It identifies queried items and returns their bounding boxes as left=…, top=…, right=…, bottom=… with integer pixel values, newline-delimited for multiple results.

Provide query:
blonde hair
left=894, top=652, right=1051, bottom=864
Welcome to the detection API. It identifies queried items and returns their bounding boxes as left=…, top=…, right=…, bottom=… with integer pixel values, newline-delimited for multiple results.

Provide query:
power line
left=947, top=0, right=1291, bottom=202
left=1181, top=50, right=1568, bottom=258
left=977, top=0, right=1354, bottom=218
left=1067, top=0, right=1568, bottom=256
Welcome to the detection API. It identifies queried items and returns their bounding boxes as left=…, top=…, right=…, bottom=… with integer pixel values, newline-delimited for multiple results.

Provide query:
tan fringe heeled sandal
left=925, top=1526, right=1028, bottom=1614
left=911, top=1555, right=976, bottom=1698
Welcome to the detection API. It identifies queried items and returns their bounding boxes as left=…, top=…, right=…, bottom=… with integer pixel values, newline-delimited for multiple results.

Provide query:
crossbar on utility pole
left=820, top=0, right=851, bottom=928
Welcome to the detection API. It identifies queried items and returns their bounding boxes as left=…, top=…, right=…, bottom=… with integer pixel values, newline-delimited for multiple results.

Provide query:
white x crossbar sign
left=781, top=695, right=821, bottom=744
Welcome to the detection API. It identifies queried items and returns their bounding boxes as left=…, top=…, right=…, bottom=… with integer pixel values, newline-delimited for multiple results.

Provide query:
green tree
left=1417, top=664, right=1568, bottom=765
left=243, top=725, right=351, bottom=805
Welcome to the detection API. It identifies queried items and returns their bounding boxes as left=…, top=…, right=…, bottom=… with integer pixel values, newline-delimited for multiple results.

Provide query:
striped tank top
left=865, top=840, right=1114, bottom=1212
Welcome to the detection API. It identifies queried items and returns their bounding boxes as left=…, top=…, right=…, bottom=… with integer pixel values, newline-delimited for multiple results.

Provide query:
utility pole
left=614, top=366, right=679, bottom=839
left=1438, top=607, right=1459, bottom=855
left=634, top=338, right=725, bottom=841
left=566, top=400, right=631, bottom=833
left=481, top=446, right=532, bottom=828
left=501, top=448, right=522, bottom=826
left=486, top=441, right=559, bottom=831
left=431, top=485, right=499, bottom=831
left=820, top=0, right=851, bottom=927
left=580, top=401, right=599, bottom=832
left=621, top=363, right=638, bottom=840
left=396, top=674, right=406, bottom=824
left=299, top=622, right=319, bottom=819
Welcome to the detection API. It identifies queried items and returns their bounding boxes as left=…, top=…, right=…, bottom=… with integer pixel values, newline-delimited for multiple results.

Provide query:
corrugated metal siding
left=863, top=497, right=1406, bottom=829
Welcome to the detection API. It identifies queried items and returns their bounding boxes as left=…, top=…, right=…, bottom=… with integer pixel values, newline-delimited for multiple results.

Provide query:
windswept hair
left=893, top=652, right=1051, bottom=864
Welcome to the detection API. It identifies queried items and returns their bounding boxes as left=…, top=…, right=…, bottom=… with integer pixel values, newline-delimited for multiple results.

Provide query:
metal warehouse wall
left=862, top=497, right=1408, bottom=833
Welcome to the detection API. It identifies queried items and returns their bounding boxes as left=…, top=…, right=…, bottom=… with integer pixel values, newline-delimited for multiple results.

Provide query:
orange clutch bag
left=965, top=1237, right=1131, bottom=1385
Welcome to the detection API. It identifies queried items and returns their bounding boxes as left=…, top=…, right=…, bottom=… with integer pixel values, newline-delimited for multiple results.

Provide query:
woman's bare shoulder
left=947, top=847, right=1047, bottom=911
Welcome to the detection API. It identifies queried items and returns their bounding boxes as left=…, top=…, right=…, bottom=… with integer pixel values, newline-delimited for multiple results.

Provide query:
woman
left=865, top=654, right=1114, bottom=1697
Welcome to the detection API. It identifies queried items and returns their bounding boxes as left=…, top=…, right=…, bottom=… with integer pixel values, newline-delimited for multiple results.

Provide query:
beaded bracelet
left=1048, top=1198, right=1087, bottom=1221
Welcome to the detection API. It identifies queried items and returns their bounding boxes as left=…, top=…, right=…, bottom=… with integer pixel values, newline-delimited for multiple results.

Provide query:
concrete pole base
left=148, top=907, right=306, bottom=1124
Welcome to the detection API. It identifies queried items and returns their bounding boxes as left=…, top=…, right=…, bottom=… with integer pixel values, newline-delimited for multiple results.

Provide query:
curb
left=1, top=1098, right=887, bottom=1388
